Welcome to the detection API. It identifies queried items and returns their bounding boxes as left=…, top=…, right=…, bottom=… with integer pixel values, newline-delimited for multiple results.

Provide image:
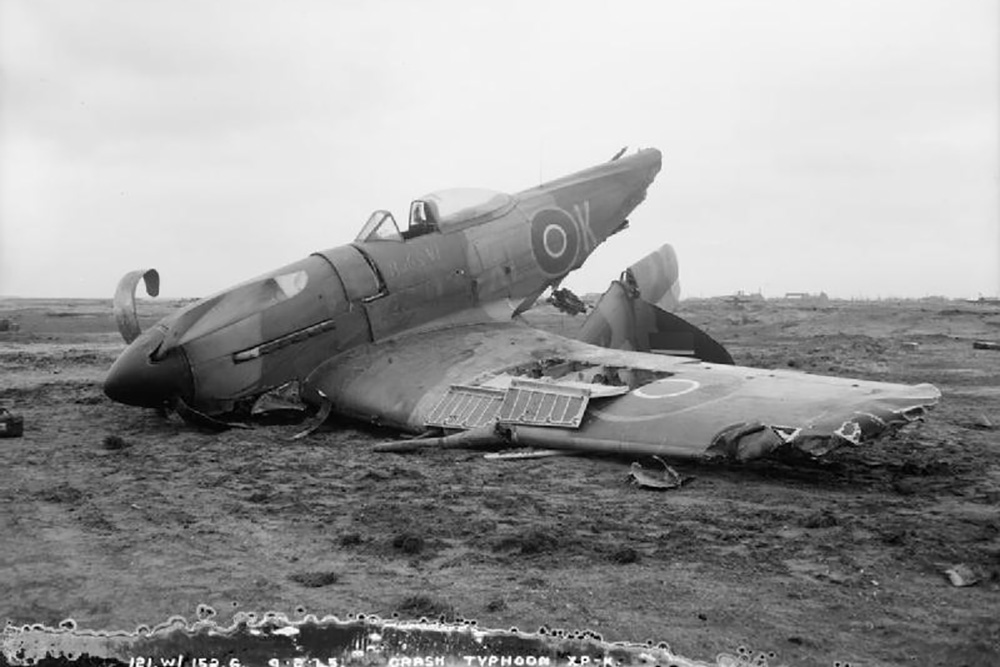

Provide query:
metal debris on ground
left=546, top=287, right=588, bottom=316
left=943, top=564, right=979, bottom=587
left=972, top=414, right=994, bottom=430
left=0, top=407, right=24, bottom=438
left=484, top=448, right=570, bottom=460
left=289, top=391, right=333, bottom=440
left=972, top=340, right=1000, bottom=351
left=250, top=380, right=309, bottom=417
left=627, top=455, right=691, bottom=490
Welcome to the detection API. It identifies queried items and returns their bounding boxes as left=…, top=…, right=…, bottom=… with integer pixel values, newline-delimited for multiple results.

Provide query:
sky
left=1, top=0, right=997, bottom=299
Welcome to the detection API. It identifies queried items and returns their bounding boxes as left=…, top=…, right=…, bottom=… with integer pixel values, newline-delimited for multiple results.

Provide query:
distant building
left=725, top=290, right=765, bottom=305
left=782, top=291, right=829, bottom=307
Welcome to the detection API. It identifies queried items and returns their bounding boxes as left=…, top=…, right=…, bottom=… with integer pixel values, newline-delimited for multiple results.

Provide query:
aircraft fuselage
left=104, top=149, right=662, bottom=414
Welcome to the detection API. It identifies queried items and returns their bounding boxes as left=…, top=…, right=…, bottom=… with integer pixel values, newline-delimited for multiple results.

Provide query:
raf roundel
left=530, top=208, right=580, bottom=276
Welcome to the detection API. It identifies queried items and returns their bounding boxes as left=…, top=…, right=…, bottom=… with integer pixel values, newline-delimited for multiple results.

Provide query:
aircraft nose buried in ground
left=106, top=147, right=941, bottom=464
left=103, top=326, right=194, bottom=408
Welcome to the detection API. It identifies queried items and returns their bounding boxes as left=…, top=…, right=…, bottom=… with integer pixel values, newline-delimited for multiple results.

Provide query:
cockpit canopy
left=355, top=210, right=402, bottom=243
left=355, top=188, right=515, bottom=243
left=420, top=188, right=515, bottom=230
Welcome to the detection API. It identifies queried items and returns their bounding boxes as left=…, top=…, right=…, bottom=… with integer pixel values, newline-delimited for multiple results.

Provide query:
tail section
left=579, top=245, right=733, bottom=364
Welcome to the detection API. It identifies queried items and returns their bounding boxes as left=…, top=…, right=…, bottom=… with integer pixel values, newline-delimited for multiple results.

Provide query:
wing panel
left=301, top=321, right=939, bottom=460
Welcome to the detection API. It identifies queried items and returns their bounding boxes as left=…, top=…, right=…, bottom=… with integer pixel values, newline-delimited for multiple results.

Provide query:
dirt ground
left=2, top=297, right=999, bottom=667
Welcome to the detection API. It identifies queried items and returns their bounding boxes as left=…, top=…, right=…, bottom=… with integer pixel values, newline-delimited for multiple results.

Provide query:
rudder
left=579, top=245, right=733, bottom=364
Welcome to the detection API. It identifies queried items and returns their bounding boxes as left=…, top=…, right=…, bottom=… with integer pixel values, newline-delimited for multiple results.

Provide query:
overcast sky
left=1, top=0, right=997, bottom=299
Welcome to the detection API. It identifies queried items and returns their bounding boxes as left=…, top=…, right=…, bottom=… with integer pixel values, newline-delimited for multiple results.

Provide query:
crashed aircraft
left=105, top=148, right=939, bottom=462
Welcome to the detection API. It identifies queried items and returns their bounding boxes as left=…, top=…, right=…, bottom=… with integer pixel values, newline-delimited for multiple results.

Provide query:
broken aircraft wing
left=300, top=321, right=940, bottom=462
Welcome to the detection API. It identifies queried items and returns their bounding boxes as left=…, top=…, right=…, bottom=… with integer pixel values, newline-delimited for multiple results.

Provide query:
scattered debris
left=289, top=391, right=332, bottom=440
left=627, top=456, right=691, bottom=490
left=250, top=380, right=308, bottom=418
left=174, top=397, right=250, bottom=431
left=944, top=564, right=979, bottom=587
left=0, top=407, right=24, bottom=438
left=484, top=448, right=569, bottom=460
left=546, top=287, right=588, bottom=316
left=972, top=340, right=1000, bottom=351
left=970, top=414, right=994, bottom=430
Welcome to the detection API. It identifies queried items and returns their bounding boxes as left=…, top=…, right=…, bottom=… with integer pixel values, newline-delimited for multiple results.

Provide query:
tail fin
left=579, top=245, right=733, bottom=364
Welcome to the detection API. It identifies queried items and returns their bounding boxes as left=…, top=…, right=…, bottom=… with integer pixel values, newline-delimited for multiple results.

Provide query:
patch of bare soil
left=2, top=298, right=999, bottom=666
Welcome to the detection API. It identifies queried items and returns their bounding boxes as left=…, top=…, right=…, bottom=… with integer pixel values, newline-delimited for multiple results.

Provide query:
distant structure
left=783, top=291, right=829, bottom=307
left=725, top=290, right=765, bottom=306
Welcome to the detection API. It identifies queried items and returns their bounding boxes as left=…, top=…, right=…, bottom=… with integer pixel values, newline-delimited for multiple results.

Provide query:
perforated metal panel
left=496, top=379, right=591, bottom=427
left=425, top=385, right=506, bottom=429
left=426, top=377, right=600, bottom=430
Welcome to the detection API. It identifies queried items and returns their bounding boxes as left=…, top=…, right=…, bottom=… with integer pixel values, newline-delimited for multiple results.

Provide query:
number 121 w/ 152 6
left=129, top=657, right=244, bottom=667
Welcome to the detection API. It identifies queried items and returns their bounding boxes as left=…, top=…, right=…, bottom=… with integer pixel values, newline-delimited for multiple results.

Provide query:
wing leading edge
left=301, top=322, right=939, bottom=462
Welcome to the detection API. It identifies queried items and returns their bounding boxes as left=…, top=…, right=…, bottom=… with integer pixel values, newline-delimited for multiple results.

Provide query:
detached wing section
left=301, top=322, right=939, bottom=462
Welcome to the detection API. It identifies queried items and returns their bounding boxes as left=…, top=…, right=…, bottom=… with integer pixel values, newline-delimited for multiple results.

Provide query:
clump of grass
left=800, top=510, right=838, bottom=529
left=102, top=435, right=130, bottom=450
left=37, top=484, right=84, bottom=504
left=484, top=598, right=507, bottom=612
left=288, top=571, right=339, bottom=588
left=495, top=527, right=559, bottom=555
left=392, top=532, right=425, bottom=555
left=395, top=594, right=455, bottom=621
left=340, top=532, right=363, bottom=547
left=608, top=546, right=640, bottom=564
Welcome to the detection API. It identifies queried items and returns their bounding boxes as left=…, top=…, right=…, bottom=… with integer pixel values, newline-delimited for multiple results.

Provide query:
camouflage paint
left=106, top=149, right=662, bottom=413
left=302, top=322, right=939, bottom=461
